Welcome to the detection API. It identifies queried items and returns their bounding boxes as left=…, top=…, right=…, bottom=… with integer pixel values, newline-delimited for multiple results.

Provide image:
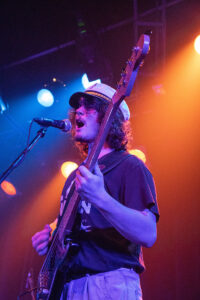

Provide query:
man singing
left=32, top=83, right=159, bottom=300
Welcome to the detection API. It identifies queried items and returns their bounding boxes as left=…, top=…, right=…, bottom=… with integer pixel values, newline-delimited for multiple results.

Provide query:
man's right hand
left=32, top=224, right=52, bottom=256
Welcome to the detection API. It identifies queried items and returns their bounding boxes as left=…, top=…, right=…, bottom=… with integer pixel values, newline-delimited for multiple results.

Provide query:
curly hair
left=69, top=96, right=132, bottom=157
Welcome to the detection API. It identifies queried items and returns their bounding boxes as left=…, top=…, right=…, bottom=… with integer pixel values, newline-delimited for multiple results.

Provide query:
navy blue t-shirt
left=59, top=150, right=159, bottom=280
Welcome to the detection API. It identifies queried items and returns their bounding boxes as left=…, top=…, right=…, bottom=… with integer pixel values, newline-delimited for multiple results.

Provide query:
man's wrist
left=94, top=190, right=114, bottom=211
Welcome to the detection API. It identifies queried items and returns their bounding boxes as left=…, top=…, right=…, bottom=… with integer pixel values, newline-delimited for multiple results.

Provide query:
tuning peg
left=126, top=59, right=133, bottom=67
left=121, top=70, right=127, bottom=77
left=133, top=46, right=140, bottom=55
left=122, top=80, right=127, bottom=87
left=116, top=82, right=122, bottom=89
left=140, top=61, right=144, bottom=67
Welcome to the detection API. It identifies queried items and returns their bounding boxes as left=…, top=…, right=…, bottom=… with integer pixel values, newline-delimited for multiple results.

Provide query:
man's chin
left=75, top=135, right=93, bottom=143
left=75, top=135, right=88, bottom=142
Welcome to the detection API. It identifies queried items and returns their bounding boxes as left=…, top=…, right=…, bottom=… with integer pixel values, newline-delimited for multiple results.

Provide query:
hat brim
left=69, top=92, right=109, bottom=108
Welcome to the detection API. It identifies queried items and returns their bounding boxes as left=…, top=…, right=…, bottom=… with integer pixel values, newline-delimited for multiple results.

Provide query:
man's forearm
left=95, top=191, right=157, bottom=247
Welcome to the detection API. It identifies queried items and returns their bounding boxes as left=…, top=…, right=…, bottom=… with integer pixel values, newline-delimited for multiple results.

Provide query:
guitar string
left=41, top=190, right=79, bottom=272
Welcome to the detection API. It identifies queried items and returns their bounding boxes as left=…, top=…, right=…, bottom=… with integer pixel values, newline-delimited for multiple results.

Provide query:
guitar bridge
left=37, top=272, right=50, bottom=299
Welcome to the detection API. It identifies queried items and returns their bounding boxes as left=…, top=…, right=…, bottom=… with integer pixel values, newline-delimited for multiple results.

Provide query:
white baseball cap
left=69, top=83, right=130, bottom=121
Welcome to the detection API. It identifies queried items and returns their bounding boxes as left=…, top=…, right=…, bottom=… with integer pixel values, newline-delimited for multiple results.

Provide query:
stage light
left=61, top=161, right=78, bottom=178
left=81, top=73, right=101, bottom=89
left=129, top=149, right=146, bottom=163
left=0, top=96, right=8, bottom=114
left=1, top=180, right=16, bottom=196
left=37, top=89, right=54, bottom=107
left=194, top=35, right=200, bottom=54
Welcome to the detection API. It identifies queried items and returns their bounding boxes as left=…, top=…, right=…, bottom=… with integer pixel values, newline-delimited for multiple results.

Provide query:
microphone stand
left=0, top=127, right=47, bottom=184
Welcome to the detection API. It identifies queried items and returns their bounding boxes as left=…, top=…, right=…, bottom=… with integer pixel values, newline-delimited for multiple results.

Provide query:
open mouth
left=76, top=120, right=85, bottom=128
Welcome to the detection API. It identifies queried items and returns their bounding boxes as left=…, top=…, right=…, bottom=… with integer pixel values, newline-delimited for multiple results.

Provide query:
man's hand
left=75, top=163, right=106, bottom=207
left=32, top=224, right=52, bottom=256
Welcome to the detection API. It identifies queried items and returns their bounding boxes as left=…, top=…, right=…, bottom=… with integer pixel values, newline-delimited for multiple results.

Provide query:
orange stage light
left=1, top=180, right=17, bottom=196
left=128, top=149, right=146, bottom=163
left=194, top=35, right=200, bottom=54
left=61, top=161, right=78, bottom=178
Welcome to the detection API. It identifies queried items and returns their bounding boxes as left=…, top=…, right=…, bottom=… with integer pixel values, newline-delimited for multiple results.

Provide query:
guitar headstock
left=113, top=33, right=150, bottom=104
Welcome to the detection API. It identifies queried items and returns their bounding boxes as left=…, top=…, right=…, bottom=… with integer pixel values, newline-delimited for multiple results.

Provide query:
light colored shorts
left=60, top=268, right=143, bottom=300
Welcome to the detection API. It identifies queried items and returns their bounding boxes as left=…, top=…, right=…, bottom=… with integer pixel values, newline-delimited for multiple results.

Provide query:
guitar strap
left=99, top=151, right=132, bottom=175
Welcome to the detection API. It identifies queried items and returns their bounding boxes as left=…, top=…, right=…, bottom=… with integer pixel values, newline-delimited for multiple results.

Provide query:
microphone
left=33, top=117, right=72, bottom=132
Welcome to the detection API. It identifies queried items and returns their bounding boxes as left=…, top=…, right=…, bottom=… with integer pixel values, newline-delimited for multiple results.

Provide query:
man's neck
left=88, top=143, right=114, bottom=159
left=98, top=146, right=114, bottom=159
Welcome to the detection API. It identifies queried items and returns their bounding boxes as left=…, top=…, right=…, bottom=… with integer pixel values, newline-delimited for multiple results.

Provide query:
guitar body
left=36, top=33, right=150, bottom=300
left=37, top=239, right=80, bottom=299
left=38, top=269, right=64, bottom=300
left=37, top=243, right=69, bottom=300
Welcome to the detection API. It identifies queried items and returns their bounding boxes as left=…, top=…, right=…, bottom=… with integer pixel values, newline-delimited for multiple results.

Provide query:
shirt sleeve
left=122, top=159, right=160, bottom=222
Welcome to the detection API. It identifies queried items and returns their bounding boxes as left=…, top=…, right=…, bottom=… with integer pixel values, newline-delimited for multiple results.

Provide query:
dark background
left=0, top=0, right=200, bottom=299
